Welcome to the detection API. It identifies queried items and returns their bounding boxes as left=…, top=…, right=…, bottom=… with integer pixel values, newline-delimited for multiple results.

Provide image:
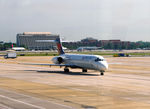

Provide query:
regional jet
left=26, top=37, right=108, bottom=75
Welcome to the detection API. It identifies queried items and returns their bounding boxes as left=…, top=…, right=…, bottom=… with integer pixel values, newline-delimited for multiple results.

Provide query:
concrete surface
left=0, top=56, right=150, bottom=109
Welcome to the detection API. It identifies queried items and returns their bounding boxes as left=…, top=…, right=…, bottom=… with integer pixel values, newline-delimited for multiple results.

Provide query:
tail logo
left=57, top=43, right=62, bottom=54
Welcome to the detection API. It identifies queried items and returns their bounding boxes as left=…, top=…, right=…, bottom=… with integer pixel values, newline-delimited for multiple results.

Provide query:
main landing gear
left=64, top=67, right=69, bottom=72
left=100, top=71, right=104, bottom=76
left=82, top=69, right=87, bottom=72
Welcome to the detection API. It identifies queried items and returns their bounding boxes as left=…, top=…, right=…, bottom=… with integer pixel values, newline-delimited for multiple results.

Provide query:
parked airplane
left=12, top=47, right=25, bottom=51
left=26, top=37, right=108, bottom=75
left=77, top=46, right=102, bottom=51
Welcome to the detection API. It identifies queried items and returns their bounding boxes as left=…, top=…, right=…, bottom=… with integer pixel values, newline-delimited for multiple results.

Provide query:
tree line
left=0, top=41, right=150, bottom=50
left=0, top=43, right=16, bottom=50
left=63, top=41, right=150, bottom=50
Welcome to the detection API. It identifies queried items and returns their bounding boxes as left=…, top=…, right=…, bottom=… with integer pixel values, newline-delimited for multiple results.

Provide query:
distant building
left=16, top=32, right=59, bottom=50
left=101, top=40, right=121, bottom=46
left=121, top=41, right=130, bottom=46
left=100, top=39, right=130, bottom=49
left=100, top=40, right=110, bottom=46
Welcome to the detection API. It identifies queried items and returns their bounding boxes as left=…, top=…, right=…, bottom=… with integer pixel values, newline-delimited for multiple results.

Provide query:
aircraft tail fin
left=55, top=37, right=65, bottom=55
left=11, top=44, right=13, bottom=48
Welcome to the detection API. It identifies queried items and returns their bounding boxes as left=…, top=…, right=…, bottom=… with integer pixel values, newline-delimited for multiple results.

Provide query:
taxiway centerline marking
left=0, top=95, right=45, bottom=109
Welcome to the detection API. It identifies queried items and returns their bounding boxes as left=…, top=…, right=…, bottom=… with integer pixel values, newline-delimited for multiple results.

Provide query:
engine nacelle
left=52, top=56, right=64, bottom=64
left=57, top=57, right=64, bottom=64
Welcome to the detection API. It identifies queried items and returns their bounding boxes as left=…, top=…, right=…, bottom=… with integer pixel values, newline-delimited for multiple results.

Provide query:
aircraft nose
left=99, top=61, right=108, bottom=71
left=103, top=62, right=108, bottom=70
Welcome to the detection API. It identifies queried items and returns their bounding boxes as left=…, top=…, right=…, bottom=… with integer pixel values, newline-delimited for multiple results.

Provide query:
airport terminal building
left=16, top=32, right=59, bottom=50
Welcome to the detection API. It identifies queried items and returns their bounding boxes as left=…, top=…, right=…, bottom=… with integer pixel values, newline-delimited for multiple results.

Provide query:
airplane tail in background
left=55, top=37, right=65, bottom=55
left=11, top=44, right=13, bottom=48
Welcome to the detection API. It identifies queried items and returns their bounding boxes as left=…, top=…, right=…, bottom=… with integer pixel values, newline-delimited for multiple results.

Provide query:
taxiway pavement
left=0, top=56, right=150, bottom=109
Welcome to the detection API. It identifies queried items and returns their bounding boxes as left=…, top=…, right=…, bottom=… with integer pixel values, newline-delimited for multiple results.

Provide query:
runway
left=0, top=56, right=150, bottom=109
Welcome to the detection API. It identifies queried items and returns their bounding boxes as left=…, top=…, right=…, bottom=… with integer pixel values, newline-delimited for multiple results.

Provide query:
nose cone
left=102, top=61, right=108, bottom=70
left=98, top=61, right=108, bottom=71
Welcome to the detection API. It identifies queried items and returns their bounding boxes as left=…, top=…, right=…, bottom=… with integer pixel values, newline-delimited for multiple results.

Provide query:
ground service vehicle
left=4, top=52, right=17, bottom=59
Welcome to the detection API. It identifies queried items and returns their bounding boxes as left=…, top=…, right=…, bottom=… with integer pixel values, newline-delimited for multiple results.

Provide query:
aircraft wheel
left=82, top=69, right=87, bottom=72
left=100, top=71, right=104, bottom=76
left=64, top=68, right=69, bottom=72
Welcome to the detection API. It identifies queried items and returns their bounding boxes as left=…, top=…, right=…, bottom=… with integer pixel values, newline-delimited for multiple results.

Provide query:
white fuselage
left=52, top=54, right=108, bottom=72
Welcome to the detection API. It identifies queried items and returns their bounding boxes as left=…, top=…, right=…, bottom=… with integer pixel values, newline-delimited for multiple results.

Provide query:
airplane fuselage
left=52, top=54, right=108, bottom=72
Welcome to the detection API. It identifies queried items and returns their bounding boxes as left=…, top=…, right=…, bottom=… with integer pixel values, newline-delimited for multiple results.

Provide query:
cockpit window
left=95, top=58, right=104, bottom=62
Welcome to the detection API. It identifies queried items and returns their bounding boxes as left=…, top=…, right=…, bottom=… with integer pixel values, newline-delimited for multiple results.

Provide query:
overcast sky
left=0, top=0, right=150, bottom=42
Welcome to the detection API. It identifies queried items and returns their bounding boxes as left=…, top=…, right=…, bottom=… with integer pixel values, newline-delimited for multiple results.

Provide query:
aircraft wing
left=19, top=63, right=79, bottom=68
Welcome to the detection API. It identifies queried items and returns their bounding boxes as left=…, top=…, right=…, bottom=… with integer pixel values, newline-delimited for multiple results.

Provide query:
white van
left=4, top=52, right=17, bottom=59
